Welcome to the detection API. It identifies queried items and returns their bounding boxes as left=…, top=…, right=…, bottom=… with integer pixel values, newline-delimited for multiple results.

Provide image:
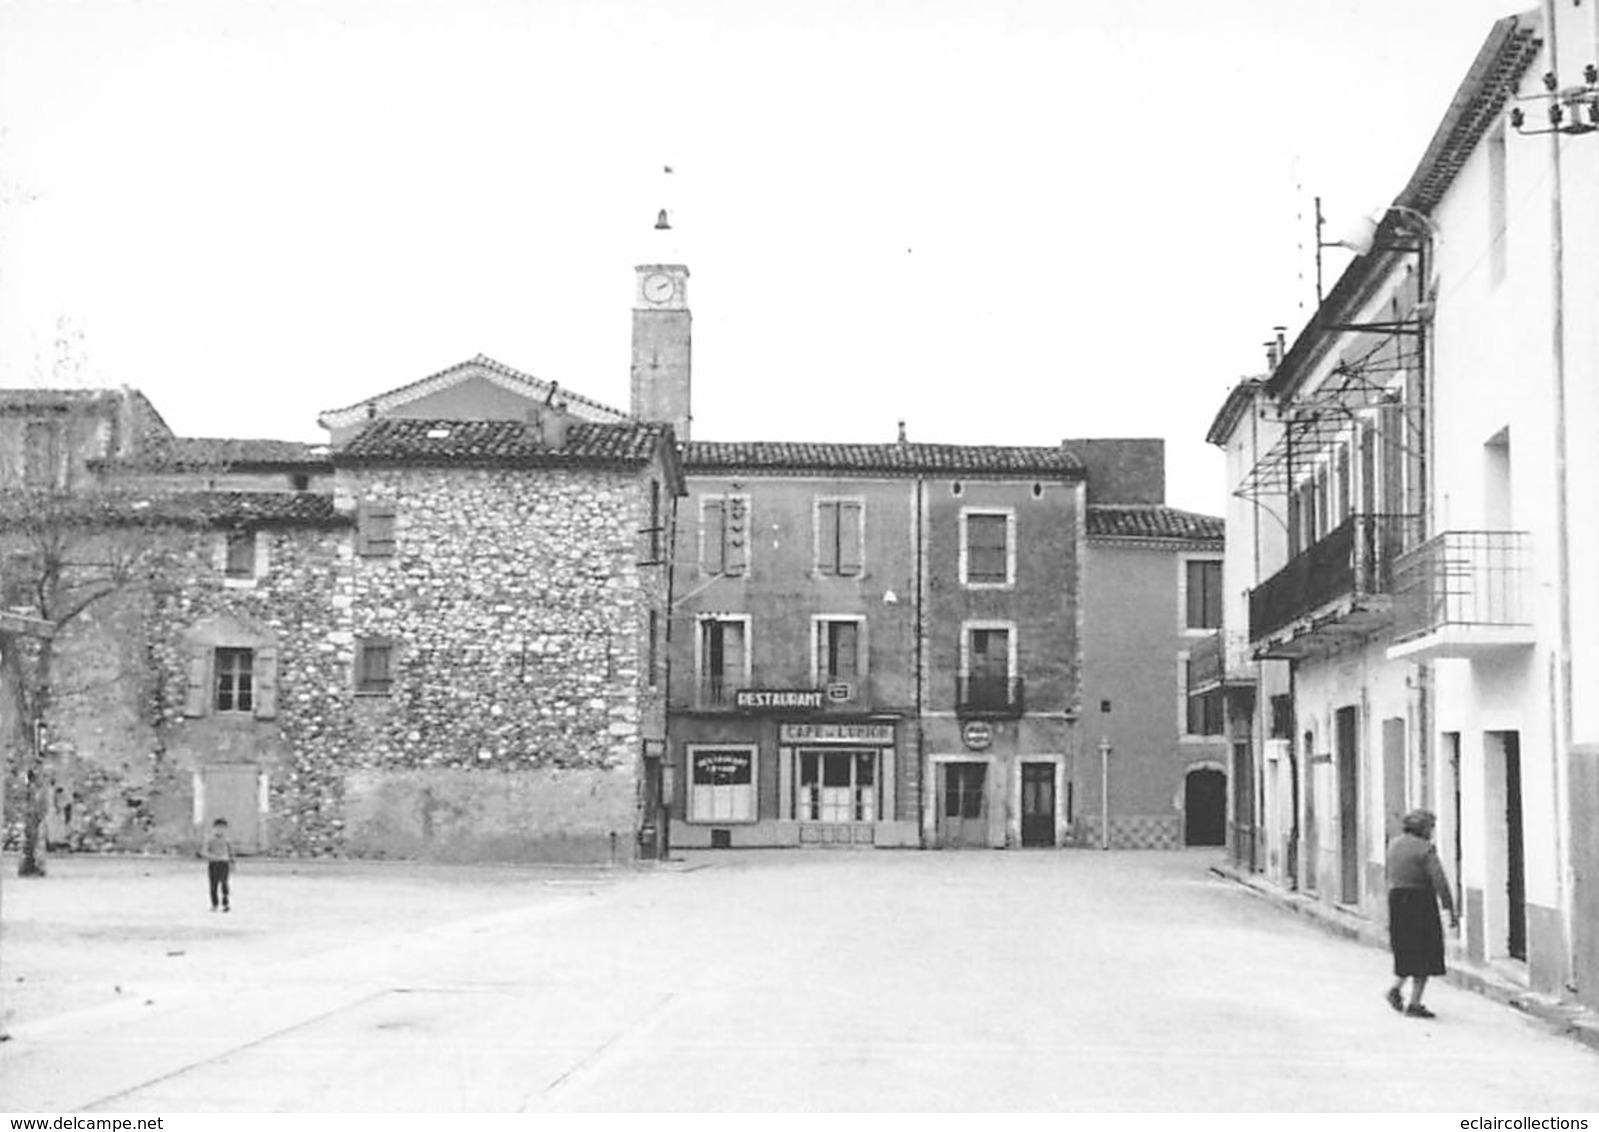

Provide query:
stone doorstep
left=1209, top=863, right=1599, bottom=1055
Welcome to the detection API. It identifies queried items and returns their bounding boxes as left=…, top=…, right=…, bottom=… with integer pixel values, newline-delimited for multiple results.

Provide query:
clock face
left=643, top=273, right=676, bottom=303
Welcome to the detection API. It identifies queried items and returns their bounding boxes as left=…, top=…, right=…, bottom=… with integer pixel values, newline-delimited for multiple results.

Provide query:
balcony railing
left=1249, top=513, right=1418, bottom=646
left=1390, top=530, right=1532, bottom=651
left=693, top=673, right=752, bottom=710
left=1188, top=629, right=1255, bottom=693
left=955, top=675, right=1025, bottom=718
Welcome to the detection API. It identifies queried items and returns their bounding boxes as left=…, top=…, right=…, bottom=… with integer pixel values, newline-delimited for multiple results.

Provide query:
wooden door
left=1020, top=763, right=1055, bottom=847
left=936, top=762, right=987, bottom=848
left=201, top=764, right=260, bottom=853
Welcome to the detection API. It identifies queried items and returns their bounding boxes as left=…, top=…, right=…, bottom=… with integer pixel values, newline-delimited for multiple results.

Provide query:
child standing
left=202, top=817, right=234, bottom=912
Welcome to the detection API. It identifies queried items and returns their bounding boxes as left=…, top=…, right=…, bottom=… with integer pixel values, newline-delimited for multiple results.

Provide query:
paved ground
left=2, top=848, right=1596, bottom=1113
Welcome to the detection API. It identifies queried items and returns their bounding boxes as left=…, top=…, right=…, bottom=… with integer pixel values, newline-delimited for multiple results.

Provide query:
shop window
left=961, top=510, right=1012, bottom=586
left=701, top=495, right=749, bottom=576
left=798, top=750, right=877, bottom=822
left=815, top=498, right=863, bottom=576
left=688, top=747, right=756, bottom=822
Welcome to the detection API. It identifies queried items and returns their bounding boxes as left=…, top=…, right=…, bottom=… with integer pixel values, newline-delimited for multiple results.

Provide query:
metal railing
left=1249, top=513, right=1418, bottom=643
left=1391, top=530, right=1531, bottom=641
left=955, top=675, right=1025, bottom=718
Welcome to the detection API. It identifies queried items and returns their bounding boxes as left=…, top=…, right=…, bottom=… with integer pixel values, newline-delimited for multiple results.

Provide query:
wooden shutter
left=184, top=652, right=209, bottom=717
left=817, top=501, right=840, bottom=574
left=720, top=621, right=746, bottom=679
left=359, top=503, right=396, bottom=557
left=724, top=496, right=748, bottom=576
left=253, top=645, right=278, bottom=719
left=838, top=502, right=863, bottom=576
left=832, top=621, right=859, bottom=680
left=702, top=499, right=726, bottom=574
left=967, top=514, right=1008, bottom=582
left=253, top=530, right=271, bottom=579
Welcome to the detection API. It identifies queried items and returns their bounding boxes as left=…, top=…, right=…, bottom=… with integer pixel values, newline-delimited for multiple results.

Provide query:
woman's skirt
left=1389, top=886, right=1447, bottom=977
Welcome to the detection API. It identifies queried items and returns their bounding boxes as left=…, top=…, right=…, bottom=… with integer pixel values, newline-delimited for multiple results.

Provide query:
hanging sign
left=962, top=721, right=994, bottom=751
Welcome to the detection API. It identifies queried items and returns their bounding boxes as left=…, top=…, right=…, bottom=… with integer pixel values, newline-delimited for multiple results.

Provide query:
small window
left=963, top=511, right=1011, bottom=585
left=647, top=609, right=660, bottom=689
left=23, top=421, right=62, bottom=489
left=291, top=473, right=311, bottom=492
left=224, top=531, right=256, bottom=577
left=1185, top=560, right=1223, bottom=630
left=356, top=639, right=394, bottom=695
left=815, top=618, right=862, bottom=685
left=359, top=503, right=396, bottom=557
left=816, top=499, right=864, bottom=576
left=215, top=648, right=254, bottom=713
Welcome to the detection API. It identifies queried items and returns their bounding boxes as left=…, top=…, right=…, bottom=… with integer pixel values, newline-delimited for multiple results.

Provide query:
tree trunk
left=16, top=642, right=52, bottom=878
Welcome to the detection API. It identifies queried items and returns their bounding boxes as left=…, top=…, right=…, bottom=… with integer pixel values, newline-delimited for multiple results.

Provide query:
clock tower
left=630, top=237, right=692, bottom=441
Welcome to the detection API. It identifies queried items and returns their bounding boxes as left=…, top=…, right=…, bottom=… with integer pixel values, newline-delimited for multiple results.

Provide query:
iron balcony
left=1387, top=530, right=1536, bottom=660
left=955, top=675, right=1025, bottom=719
left=1248, top=512, right=1418, bottom=659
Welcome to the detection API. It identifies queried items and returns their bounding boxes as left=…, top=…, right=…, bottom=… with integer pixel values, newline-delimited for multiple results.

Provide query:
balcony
left=1188, top=629, right=1256, bottom=695
left=691, top=673, right=752, bottom=711
left=1388, top=530, right=1536, bottom=661
left=955, top=675, right=1025, bottom=719
left=1249, top=513, right=1417, bottom=660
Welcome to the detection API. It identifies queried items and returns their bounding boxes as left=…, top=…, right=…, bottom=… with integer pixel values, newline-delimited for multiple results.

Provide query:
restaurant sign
left=779, top=722, right=896, bottom=745
left=735, top=688, right=827, bottom=712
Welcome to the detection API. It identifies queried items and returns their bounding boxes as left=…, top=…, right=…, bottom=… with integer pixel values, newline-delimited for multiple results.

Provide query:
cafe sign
left=779, top=722, right=896, bottom=745
left=962, top=721, right=994, bottom=751
left=735, top=688, right=827, bottom=712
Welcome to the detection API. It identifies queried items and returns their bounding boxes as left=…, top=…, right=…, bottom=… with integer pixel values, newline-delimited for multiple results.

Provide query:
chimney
left=526, top=406, right=570, bottom=449
left=896, top=420, right=908, bottom=445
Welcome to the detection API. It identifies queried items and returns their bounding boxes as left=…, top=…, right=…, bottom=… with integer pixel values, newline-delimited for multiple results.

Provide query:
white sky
left=0, top=0, right=1527, bottom=514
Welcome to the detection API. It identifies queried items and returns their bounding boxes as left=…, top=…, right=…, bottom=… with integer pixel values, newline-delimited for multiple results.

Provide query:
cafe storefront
left=670, top=689, right=917, bottom=849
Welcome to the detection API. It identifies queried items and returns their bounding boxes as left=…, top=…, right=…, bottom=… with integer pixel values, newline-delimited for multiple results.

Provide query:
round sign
left=962, top=721, right=994, bottom=751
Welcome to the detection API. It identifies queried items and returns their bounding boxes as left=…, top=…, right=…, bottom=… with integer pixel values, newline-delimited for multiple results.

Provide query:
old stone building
left=1, top=376, right=682, bottom=863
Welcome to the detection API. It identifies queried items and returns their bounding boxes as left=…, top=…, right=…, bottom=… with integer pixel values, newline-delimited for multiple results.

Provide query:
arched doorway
left=1184, top=767, right=1227, bottom=847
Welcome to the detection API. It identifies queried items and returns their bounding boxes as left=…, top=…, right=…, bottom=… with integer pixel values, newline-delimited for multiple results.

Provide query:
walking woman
left=1385, top=809, right=1458, bottom=1018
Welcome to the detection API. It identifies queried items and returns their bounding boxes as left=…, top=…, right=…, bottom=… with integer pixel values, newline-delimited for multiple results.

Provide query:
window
left=1184, top=657, right=1223, bottom=736
left=815, top=499, right=863, bottom=576
left=356, top=638, right=394, bottom=695
left=23, top=421, right=61, bottom=489
left=224, top=531, right=256, bottom=577
left=814, top=617, right=863, bottom=686
left=647, top=609, right=660, bottom=689
left=798, top=750, right=877, bottom=822
left=962, top=510, right=1012, bottom=586
left=358, top=502, right=396, bottom=557
left=1185, top=560, right=1223, bottom=630
left=1270, top=694, right=1294, bottom=740
left=291, top=473, right=311, bottom=492
left=215, top=648, right=254, bottom=713
left=701, top=495, right=749, bottom=576
left=688, top=747, right=756, bottom=822
left=696, top=616, right=748, bottom=706
left=643, top=480, right=663, bottom=563
left=960, top=623, right=1017, bottom=712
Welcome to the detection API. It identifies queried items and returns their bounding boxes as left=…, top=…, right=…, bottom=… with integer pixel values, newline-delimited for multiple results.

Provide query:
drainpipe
left=1539, top=0, right=1576, bottom=992
left=915, top=476, right=927, bottom=848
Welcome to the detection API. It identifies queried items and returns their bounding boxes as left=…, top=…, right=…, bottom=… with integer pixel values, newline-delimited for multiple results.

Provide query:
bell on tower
left=632, top=191, right=692, bottom=441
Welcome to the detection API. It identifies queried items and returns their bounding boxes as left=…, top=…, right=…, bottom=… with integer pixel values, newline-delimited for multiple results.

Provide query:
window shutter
left=838, top=502, right=863, bottom=576
left=817, top=501, right=840, bottom=574
left=702, top=499, right=726, bottom=574
left=723, top=621, right=746, bottom=677
left=724, top=496, right=748, bottom=576
left=254, top=531, right=271, bottom=580
left=834, top=621, right=859, bottom=680
left=184, top=653, right=209, bottom=717
left=253, top=645, right=279, bottom=719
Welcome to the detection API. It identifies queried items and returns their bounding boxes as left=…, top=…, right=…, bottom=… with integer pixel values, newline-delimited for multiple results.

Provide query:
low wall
left=341, top=767, right=637, bottom=863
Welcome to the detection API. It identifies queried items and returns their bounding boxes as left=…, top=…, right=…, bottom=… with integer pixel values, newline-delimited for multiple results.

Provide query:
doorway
left=1020, top=762, right=1055, bottom=847
left=936, top=762, right=988, bottom=848
left=1484, top=730, right=1527, bottom=961
left=200, top=764, right=260, bottom=853
left=1336, top=705, right=1360, bottom=904
left=1184, top=767, right=1226, bottom=846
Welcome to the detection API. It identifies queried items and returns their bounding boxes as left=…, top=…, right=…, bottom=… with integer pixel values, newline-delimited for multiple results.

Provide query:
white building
left=1211, top=5, right=1599, bottom=1008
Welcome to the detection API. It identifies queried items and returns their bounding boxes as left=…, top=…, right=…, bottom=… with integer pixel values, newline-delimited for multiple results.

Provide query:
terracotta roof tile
left=336, top=418, right=671, bottom=469
left=188, top=491, right=345, bottom=527
left=683, top=441, right=1082, bottom=477
left=1088, top=505, right=1223, bottom=543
